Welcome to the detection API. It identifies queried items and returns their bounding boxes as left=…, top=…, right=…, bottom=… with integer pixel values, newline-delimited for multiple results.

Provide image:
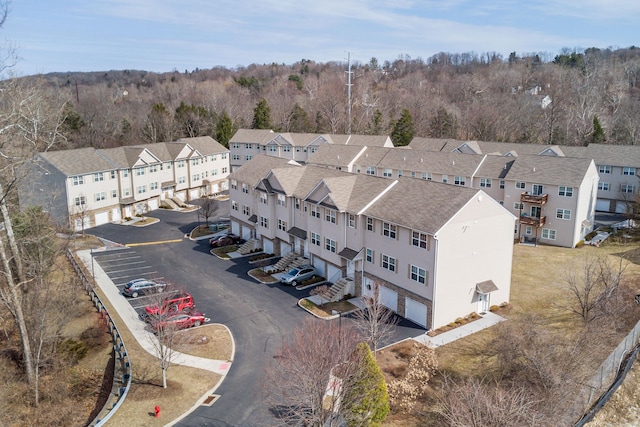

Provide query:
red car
left=153, top=311, right=209, bottom=331
left=209, top=234, right=243, bottom=248
left=141, top=292, right=195, bottom=322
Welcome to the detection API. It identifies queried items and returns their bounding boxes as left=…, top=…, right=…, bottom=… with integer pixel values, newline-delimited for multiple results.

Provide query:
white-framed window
left=311, top=205, right=321, bottom=218
left=245, top=155, right=253, bottom=161
left=454, top=176, right=466, bottom=186
left=124, top=188, right=131, bottom=197
left=480, top=178, right=492, bottom=188
left=221, top=153, right=227, bottom=160
left=277, top=194, right=286, bottom=206
left=366, top=166, right=376, bottom=175
left=72, top=176, right=84, bottom=186
left=525, top=226, right=532, bottom=235
left=398, top=170, right=403, bottom=177
left=150, top=182, right=158, bottom=191
left=242, top=184, right=249, bottom=194
left=269, top=145, right=277, bottom=152
left=295, top=198, right=301, bottom=210
left=135, top=167, right=145, bottom=176
left=212, top=169, right=218, bottom=176
left=599, top=165, right=611, bottom=174
left=311, top=232, right=320, bottom=246
left=231, top=143, right=239, bottom=149
left=499, top=180, right=505, bottom=189
left=192, top=173, right=200, bottom=181
left=622, top=184, right=635, bottom=193
left=366, top=217, right=374, bottom=232
left=123, top=170, right=129, bottom=177
left=383, top=168, right=393, bottom=177
left=232, top=154, right=240, bottom=161
left=137, top=185, right=146, bottom=194
left=514, top=202, right=524, bottom=210
left=558, top=186, right=573, bottom=197
left=149, top=164, right=158, bottom=173
left=383, top=222, right=397, bottom=239
left=231, top=201, right=238, bottom=211
left=260, top=193, right=268, bottom=204
left=325, top=209, right=336, bottom=224
left=74, top=195, right=86, bottom=206
left=623, top=167, right=636, bottom=176
left=598, top=182, right=610, bottom=191
left=422, top=172, right=432, bottom=180
left=222, top=166, right=228, bottom=173
left=178, top=176, right=186, bottom=184
left=283, top=146, right=291, bottom=152
left=366, top=248, right=374, bottom=263
left=442, top=175, right=448, bottom=183
left=95, top=192, right=105, bottom=202
left=411, top=231, right=428, bottom=249
left=111, top=189, right=117, bottom=198
left=242, top=205, right=250, bottom=216
left=230, top=180, right=237, bottom=190
left=310, top=147, right=317, bottom=153
left=381, top=254, right=396, bottom=272
left=177, top=160, right=186, bottom=168
left=410, top=171, right=416, bottom=178
left=542, top=228, right=556, bottom=240
left=556, top=208, right=571, bottom=220
left=211, top=154, right=217, bottom=161
left=532, top=184, right=544, bottom=195
left=260, top=216, right=269, bottom=228
left=110, top=170, right=116, bottom=179
left=348, top=214, right=356, bottom=228
left=410, top=265, right=427, bottom=285
left=164, top=162, right=172, bottom=170
left=515, top=181, right=526, bottom=189
left=191, top=158, right=200, bottom=166
left=278, top=219, right=287, bottom=231
left=93, top=172, right=104, bottom=182
left=325, top=238, right=337, bottom=253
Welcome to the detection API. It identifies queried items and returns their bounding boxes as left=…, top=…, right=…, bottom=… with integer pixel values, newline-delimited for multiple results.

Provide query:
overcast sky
left=3, top=0, right=639, bottom=76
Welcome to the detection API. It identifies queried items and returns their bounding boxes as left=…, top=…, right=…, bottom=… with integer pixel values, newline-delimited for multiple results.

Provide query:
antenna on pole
left=345, top=52, right=353, bottom=134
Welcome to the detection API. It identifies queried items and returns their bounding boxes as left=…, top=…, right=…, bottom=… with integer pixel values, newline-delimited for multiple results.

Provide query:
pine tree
left=251, top=98, right=272, bottom=130
left=215, top=111, right=234, bottom=148
left=288, top=103, right=310, bottom=132
left=589, top=115, right=606, bottom=145
left=390, top=108, right=415, bottom=146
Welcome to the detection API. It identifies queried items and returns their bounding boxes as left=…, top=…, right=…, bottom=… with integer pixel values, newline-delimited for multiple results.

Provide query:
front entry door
left=477, top=292, right=489, bottom=314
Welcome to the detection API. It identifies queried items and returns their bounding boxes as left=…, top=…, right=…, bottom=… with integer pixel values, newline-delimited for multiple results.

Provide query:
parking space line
left=125, top=239, right=183, bottom=247
left=104, top=266, right=156, bottom=275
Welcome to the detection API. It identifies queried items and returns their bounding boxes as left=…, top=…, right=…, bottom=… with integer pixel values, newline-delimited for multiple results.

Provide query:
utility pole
left=345, top=52, right=353, bottom=134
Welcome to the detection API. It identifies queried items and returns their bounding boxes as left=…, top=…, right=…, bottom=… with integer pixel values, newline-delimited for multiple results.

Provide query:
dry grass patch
left=300, top=299, right=358, bottom=318
left=173, top=324, right=233, bottom=360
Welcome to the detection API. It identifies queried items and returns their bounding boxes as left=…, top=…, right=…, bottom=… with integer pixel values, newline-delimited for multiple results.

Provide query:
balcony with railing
left=521, top=192, right=548, bottom=204
left=519, top=214, right=546, bottom=227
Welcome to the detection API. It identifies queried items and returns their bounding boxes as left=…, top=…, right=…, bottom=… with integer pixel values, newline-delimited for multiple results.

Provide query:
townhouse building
left=19, top=136, right=229, bottom=231
left=308, top=144, right=599, bottom=248
left=228, top=129, right=393, bottom=171
left=229, top=155, right=515, bottom=330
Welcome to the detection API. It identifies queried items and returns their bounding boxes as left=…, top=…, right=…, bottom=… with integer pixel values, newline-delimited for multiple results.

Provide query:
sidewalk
left=76, top=249, right=233, bottom=375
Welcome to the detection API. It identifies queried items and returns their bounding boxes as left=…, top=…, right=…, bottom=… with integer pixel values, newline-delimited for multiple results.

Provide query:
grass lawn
left=300, top=298, right=358, bottom=318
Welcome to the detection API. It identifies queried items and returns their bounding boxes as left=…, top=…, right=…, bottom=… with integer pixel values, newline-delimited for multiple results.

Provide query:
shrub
left=489, top=305, right=500, bottom=312
left=454, top=317, right=464, bottom=324
left=585, top=230, right=598, bottom=241
left=575, top=240, right=585, bottom=248
left=58, top=339, right=88, bottom=363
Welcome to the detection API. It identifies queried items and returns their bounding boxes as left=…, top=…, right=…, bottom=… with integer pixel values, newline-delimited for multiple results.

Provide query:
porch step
left=326, top=277, right=353, bottom=302
left=272, top=252, right=298, bottom=272
left=238, top=239, right=261, bottom=255
left=161, top=198, right=180, bottom=209
left=171, top=197, right=188, bottom=208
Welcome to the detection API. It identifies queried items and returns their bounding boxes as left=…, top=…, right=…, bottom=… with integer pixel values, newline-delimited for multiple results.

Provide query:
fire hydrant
left=154, top=405, right=161, bottom=418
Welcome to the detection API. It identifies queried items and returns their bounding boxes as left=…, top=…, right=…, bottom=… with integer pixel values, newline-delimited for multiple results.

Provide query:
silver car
left=280, top=265, right=318, bottom=286
left=122, top=278, right=166, bottom=298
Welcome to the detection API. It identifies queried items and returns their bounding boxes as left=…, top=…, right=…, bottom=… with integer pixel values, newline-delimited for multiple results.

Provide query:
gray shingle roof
left=569, top=144, right=640, bottom=167
left=229, top=155, right=300, bottom=186
left=175, top=136, right=229, bottom=155
left=504, top=155, right=593, bottom=186
left=37, top=148, right=116, bottom=176
left=306, top=144, right=366, bottom=168
left=230, top=129, right=275, bottom=144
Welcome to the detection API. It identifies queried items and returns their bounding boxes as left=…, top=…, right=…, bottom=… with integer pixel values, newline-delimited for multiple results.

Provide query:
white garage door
left=231, top=221, right=240, bottom=236
left=189, top=189, right=199, bottom=200
left=148, top=199, right=158, bottom=211
left=379, top=286, right=398, bottom=312
left=616, top=201, right=628, bottom=214
left=326, top=264, right=341, bottom=282
left=280, top=241, right=292, bottom=257
left=595, top=199, right=610, bottom=212
left=262, top=239, right=274, bottom=254
left=94, top=212, right=109, bottom=226
left=405, top=297, right=428, bottom=328
left=312, top=257, right=325, bottom=276
left=241, top=225, right=252, bottom=240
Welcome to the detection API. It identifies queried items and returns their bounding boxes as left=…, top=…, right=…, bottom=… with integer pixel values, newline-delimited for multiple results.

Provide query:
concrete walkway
left=413, top=311, right=505, bottom=348
left=76, top=249, right=233, bottom=375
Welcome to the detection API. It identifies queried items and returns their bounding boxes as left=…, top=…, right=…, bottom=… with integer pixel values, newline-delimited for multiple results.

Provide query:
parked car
left=152, top=311, right=209, bottom=331
left=209, top=234, right=243, bottom=248
left=140, top=292, right=195, bottom=321
left=122, top=278, right=166, bottom=298
left=280, top=265, right=319, bottom=286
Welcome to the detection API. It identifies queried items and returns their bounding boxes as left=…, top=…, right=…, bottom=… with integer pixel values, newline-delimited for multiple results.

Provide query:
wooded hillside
left=26, top=47, right=640, bottom=149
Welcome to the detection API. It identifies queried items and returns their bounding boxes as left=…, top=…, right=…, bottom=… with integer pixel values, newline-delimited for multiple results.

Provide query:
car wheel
left=291, top=280, right=297, bottom=287
left=157, top=287, right=165, bottom=293
left=194, top=320, right=202, bottom=327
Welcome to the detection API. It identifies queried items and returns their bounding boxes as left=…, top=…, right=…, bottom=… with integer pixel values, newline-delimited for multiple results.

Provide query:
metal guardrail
left=66, top=249, right=132, bottom=427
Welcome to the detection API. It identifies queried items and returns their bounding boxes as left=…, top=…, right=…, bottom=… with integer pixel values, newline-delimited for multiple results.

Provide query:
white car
left=280, top=265, right=319, bottom=286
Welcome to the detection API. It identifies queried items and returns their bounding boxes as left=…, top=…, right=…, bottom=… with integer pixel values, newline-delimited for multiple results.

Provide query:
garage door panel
left=94, top=212, right=109, bottom=226
left=379, top=286, right=398, bottom=312
left=405, top=297, right=428, bottom=328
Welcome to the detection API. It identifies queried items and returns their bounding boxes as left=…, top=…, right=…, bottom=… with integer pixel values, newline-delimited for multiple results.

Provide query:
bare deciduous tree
left=387, top=342, right=437, bottom=414
left=199, top=196, right=218, bottom=227
left=352, top=282, right=398, bottom=356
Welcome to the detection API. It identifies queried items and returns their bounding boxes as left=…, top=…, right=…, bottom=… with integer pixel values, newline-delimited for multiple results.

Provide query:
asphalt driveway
left=89, top=204, right=424, bottom=426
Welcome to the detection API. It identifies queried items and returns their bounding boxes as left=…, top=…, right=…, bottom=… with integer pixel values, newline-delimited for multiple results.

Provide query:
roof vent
left=337, top=155, right=340, bottom=160
left=403, top=156, right=406, bottom=161
left=420, top=158, right=423, bottom=163
left=365, top=153, right=368, bottom=157
left=533, top=167, right=536, bottom=172
left=452, top=160, right=455, bottom=166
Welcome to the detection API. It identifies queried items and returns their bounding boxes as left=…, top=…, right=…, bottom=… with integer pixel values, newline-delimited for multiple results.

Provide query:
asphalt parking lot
left=89, top=204, right=424, bottom=427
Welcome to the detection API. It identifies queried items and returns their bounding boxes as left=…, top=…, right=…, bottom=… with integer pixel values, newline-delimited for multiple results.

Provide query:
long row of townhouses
left=19, top=136, right=230, bottom=231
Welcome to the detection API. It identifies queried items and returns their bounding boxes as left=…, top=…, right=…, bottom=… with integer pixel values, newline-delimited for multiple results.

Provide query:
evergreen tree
left=390, top=108, right=415, bottom=146
left=429, top=107, right=458, bottom=138
left=342, top=342, right=390, bottom=427
left=215, top=111, right=234, bottom=148
left=288, top=103, right=310, bottom=132
left=589, top=115, right=606, bottom=145
left=251, top=98, right=272, bottom=130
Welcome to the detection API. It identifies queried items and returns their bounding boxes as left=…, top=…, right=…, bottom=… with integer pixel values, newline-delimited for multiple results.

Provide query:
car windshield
left=287, top=268, right=300, bottom=276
